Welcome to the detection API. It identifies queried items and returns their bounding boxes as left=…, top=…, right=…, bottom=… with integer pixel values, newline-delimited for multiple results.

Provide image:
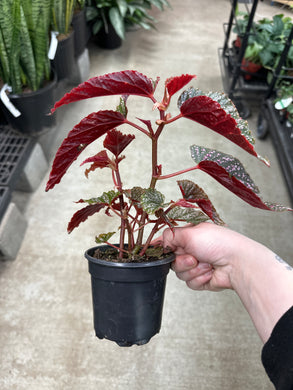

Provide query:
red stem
left=155, top=165, right=199, bottom=180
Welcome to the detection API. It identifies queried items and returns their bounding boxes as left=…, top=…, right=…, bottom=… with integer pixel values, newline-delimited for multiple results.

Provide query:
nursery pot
left=85, top=245, right=175, bottom=347
left=94, top=23, right=122, bottom=49
left=241, top=59, right=263, bottom=80
left=51, top=31, right=75, bottom=81
left=1, top=72, right=57, bottom=135
left=72, top=9, right=90, bottom=57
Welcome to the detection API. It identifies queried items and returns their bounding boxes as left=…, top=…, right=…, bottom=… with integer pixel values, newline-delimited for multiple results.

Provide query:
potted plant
left=72, top=0, right=90, bottom=57
left=85, top=0, right=170, bottom=49
left=50, top=0, right=76, bottom=80
left=46, top=70, right=292, bottom=346
left=0, top=0, right=56, bottom=134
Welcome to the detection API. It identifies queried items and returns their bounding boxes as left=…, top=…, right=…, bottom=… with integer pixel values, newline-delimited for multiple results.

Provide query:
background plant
left=51, top=0, right=76, bottom=35
left=85, top=0, right=170, bottom=40
left=0, top=0, right=51, bottom=94
left=46, top=70, right=292, bottom=260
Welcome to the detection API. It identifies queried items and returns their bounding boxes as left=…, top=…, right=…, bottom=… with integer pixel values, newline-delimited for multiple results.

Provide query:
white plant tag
left=48, top=31, right=59, bottom=60
left=275, top=97, right=292, bottom=110
left=0, top=84, right=21, bottom=117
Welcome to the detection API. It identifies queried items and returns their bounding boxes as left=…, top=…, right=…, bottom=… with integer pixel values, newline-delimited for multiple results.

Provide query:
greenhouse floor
left=1, top=1, right=292, bottom=389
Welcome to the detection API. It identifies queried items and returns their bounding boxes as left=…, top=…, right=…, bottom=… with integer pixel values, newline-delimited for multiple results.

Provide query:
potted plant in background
left=46, top=70, right=292, bottom=346
left=0, top=0, right=56, bottom=134
left=72, top=0, right=91, bottom=57
left=85, top=0, right=170, bottom=49
left=50, top=0, right=76, bottom=81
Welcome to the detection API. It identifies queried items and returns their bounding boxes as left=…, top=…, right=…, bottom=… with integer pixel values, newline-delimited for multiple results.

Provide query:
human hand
left=157, top=222, right=253, bottom=292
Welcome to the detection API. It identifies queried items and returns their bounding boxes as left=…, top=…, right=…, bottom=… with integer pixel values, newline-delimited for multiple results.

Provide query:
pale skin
left=156, top=223, right=293, bottom=343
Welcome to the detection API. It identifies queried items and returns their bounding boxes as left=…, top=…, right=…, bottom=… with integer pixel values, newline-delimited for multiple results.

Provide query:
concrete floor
left=1, top=1, right=293, bottom=389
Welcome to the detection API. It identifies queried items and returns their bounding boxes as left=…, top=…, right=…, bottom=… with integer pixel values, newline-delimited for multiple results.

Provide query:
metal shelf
left=261, top=99, right=293, bottom=204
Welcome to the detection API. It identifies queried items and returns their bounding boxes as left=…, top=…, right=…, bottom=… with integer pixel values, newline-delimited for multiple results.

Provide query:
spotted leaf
left=190, top=145, right=292, bottom=211
left=178, top=179, right=224, bottom=225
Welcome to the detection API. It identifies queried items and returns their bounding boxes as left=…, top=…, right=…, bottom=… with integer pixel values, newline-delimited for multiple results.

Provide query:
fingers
left=172, top=254, right=213, bottom=290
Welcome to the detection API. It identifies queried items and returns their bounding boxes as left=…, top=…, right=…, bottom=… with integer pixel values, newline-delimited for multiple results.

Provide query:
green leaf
left=95, top=232, right=116, bottom=243
left=117, top=0, right=128, bottom=17
left=140, top=188, right=165, bottom=214
left=97, top=190, right=120, bottom=205
left=116, top=95, right=128, bottom=117
left=109, top=7, right=125, bottom=40
left=167, top=206, right=209, bottom=225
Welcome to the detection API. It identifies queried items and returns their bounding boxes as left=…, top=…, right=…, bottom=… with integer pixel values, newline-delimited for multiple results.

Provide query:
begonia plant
left=46, top=70, right=291, bottom=260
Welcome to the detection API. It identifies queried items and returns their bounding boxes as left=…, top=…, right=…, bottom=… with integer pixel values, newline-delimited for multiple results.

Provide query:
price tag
left=275, top=97, right=292, bottom=110
left=0, top=84, right=21, bottom=117
left=48, top=31, right=59, bottom=60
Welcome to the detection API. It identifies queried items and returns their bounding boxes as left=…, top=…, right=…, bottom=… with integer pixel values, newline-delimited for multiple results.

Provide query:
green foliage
left=85, top=0, right=170, bottom=40
left=51, top=0, right=76, bottom=35
left=0, top=0, right=51, bottom=94
left=235, top=13, right=293, bottom=69
left=96, top=232, right=116, bottom=243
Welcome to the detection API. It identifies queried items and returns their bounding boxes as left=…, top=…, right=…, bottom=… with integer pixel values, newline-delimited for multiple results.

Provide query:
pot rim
left=8, top=70, right=57, bottom=99
left=85, top=245, right=175, bottom=269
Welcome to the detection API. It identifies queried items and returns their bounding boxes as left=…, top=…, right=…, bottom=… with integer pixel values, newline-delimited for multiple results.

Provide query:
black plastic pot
left=85, top=245, right=175, bottom=347
left=94, top=23, right=122, bottom=49
left=51, top=31, right=75, bottom=81
left=1, top=72, right=57, bottom=135
left=72, top=9, right=90, bottom=57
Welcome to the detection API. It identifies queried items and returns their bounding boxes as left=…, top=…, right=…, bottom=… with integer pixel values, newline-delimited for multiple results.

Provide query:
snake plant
left=0, top=0, right=51, bottom=94
left=51, top=0, right=76, bottom=35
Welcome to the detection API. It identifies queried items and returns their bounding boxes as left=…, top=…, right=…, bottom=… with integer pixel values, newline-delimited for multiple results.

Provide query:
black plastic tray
left=0, top=125, right=33, bottom=188
left=0, top=186, right=11, bottom=221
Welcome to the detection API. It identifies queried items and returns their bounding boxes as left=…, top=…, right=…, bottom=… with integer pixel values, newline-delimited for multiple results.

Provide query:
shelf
left=0, top=125, right=33, bottom=188
left=262, top=99, right=293, bottom=204
left=218, top=47, right=269, bottom=97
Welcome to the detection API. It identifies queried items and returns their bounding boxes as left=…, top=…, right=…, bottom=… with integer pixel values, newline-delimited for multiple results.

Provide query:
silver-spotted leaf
left=140, top=188, right=165, bottom=214
left=178, top=179, right=224, bottom=225
left=167, top=206, right=209, bottom=225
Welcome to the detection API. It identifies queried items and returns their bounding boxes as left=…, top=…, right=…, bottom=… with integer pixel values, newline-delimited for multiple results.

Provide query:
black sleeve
left=261, top=306, right=293, bottom=390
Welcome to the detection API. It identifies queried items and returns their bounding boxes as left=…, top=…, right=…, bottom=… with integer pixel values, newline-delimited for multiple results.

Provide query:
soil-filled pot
left=94, top=23, right=122, bottom=49
left=52, top=31, right=75, bottom=81
left=85, top=245, right=175, bottom=347
left=1, top=72, right=57, bottom=135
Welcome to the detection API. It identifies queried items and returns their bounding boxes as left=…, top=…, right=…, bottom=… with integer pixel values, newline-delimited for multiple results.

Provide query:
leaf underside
left=51, top=70, right=155, bottom=113
left=103, top=128, right=135, bottom=156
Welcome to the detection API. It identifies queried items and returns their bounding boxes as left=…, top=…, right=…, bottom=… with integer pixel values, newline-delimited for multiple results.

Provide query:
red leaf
left=180, top=96, right=258, bottom=158
left=51, top=70, right=155, bottom=113
left=197, top=161, right=274, bottom=210
left=67, top=203, right=106, bottom=233
left=81, top=150, right=112, bottom=177
left=165, top=74, right=196, bottom=97
left=103, top=129, right=135, bottom=156
left=46, top=111, right=126, bottom=191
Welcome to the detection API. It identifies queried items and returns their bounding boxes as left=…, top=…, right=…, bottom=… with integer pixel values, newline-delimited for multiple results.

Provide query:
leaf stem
left=155, top=165, right=199, bottom=180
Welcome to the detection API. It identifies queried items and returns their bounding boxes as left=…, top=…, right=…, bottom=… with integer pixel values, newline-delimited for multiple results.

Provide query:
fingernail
left=183, top=256, right=196, bottom=267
